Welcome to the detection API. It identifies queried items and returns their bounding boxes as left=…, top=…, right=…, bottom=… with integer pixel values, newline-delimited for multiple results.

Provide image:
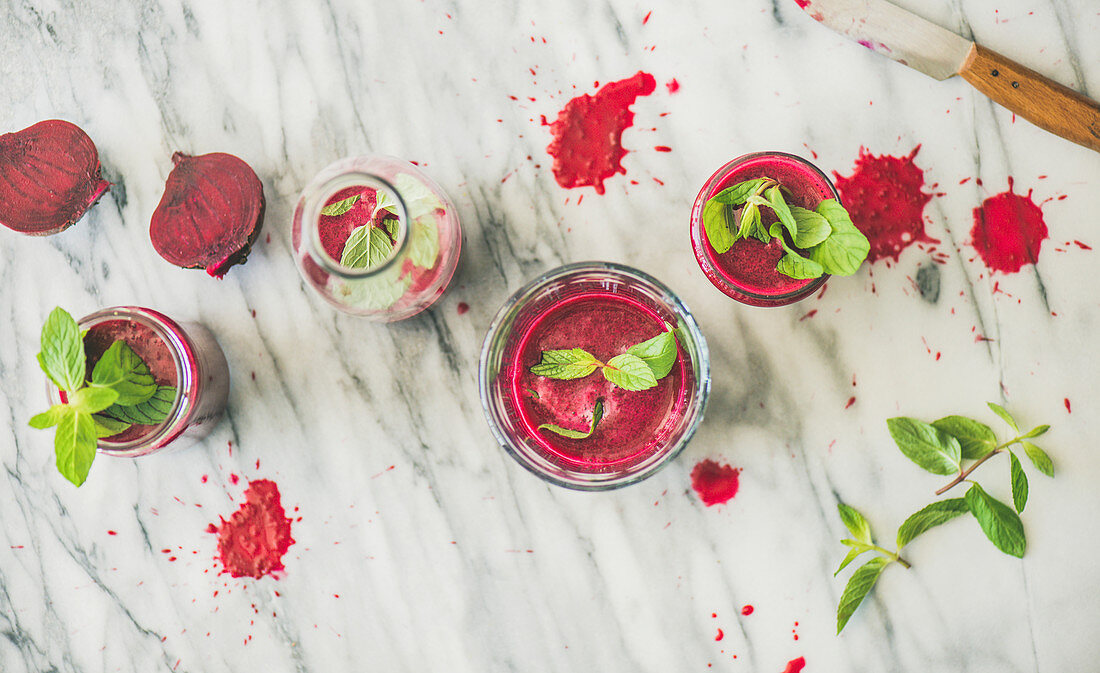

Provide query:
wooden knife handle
left=959, top=43, right=1100, bottom=153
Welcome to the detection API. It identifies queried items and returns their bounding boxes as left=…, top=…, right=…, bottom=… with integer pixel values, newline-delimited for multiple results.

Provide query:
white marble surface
left=2, top=0, right=1099, bottom=671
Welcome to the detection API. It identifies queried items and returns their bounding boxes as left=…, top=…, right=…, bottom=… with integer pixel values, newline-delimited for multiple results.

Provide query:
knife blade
left=796, top=0, right=1100, bottom=153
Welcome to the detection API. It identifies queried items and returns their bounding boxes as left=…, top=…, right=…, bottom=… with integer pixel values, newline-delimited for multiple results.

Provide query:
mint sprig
left=701, top=176, right=870, bottom=280
left=28, top=307, right=177, bottom=487
left=539, top=399, right=604, bottom=439
left=528, top=327, right=679, bottom=392
left=834, top=403, right=1055, bottom=633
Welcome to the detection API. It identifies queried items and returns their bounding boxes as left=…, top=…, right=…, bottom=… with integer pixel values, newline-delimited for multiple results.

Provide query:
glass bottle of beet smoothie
left=45, top=307, right=230, bottom=457
left=479, top=262, right=710, bottom=490
left=690, top=152, right=847, bottom=307
left=291, top=155, right=461, bottom=321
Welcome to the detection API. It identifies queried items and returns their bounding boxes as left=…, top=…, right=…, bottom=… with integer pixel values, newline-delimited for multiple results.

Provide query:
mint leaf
left=92, top=414, right=131, bottom=439
left=407, top=216, right=440, bottom=269
left=91, top=340, right=157, bottom=406
left=964, top=483, right=1026, bottom=558
left=395, top=173, right=444, bottom=219
left=807, top=199, right=870, bottom=276
left=837, top=556, right=891, bottom=634
left=625, top=329, right=678, bottom=380
left=530, top=349, right=601, bottom=380
left=895, top=498, right=968, bottom=549
left=702, top=198, right=737, bottom=254
left=790, top=206, right=831, bottom=248
left=29, top=405, right=69, bottom=429
left=39, top=307, right=85, bottom=393
left=765, top=186, right=796, bottom=239
left=337, top=269, right=411, bottom=310
left=1020, top=424, right=1050, bottom=439
left=539, top=399, right=604, bottom=439
left=776, top=251, right=825, bottom=279
left=101, top=386, right=176, bottom=425
left=603, top=353, right=658, bottom=391
left=834, top=544, right=871, bottom=577
left=1021, top=441, right=1054, bottom=477
left=1009, top=452, right=1028, bottom=513
left=321, top=194, right=360, bottom=217
left=886, top=417, right=962, bottom=475
left=373, top=190, right=398, bottom=218
left=932, top=416, right=997, bottom=460
left=341, top=224, right=394, bottom=270
left=55, top=410, right=96, bottom=486
left=987, top=402, right=1019, bottom=432
left=709, top=178, right=766, bottom=205
left=837, top=503, right=873, bottom=544
left=739, top=202, right=766, bottom=242
left=68, top=386, right=119, bottom=414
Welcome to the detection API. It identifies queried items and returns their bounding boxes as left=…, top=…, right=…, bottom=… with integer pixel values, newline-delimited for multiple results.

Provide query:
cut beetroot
left=0, top=119, right=110, bottom=235
left=150, top=152, right=265, bottom=278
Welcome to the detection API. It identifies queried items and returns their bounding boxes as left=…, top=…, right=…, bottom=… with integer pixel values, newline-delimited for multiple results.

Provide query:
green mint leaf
left=407, top=216, right=441, bottom=269
left=539, top=399, right=604, bottom=439
left=986, top=402, right=1019, bottom=432
left=790, top=205, right=831, bottom=248
left=1009, top=452, right=1028, bottom=513
left=29, top=405, right=69, bottom=429
left=395, top=174, right=444, bottom=219
left=1021, top=441, right=1054, bottom=477
left=837, top=503, right=873, bottom=544
left=373, top=190, right=398, bottom=217
left=765, top=186, right=797, bottom=239
left=383, top=217, right=400, bottom=240
left=101, top=386, right=176, bottom=425
left=895, top=498, right=968, bottom=549
left=336, top=268, right=411, bottom=310
left=530, top=349, right=601, bottom=380
left=525, top=388, right=540, bottom=399
left=931, top=416, right=998, bottom=460
left=321, top=194, right=361, bottom=217
left=776, top=250, right=825, bottom=279
left=625, top=329, right=678, bottom=380
left=55, top=410, right=97, bottom=486
left=964, top=483, right=1026, bottom=558
left=92, top=414, right=131, bottom=439
left=807, top=199, right=870, bottom=276
left=68, top=386, right=119, bottom=414
left=835, top=545, right=870, bottom=577
left=341, top=224, right=394, bottom=270
left=39, top=307, right=86, bottom=393
left=837, top=556, right=891, bottom=634
left=603, top=353, right=658, bottom=391
left=709, top=178, right=767, bottom=205
left=91, top=340, right=157, bottom=406
left=739, top=203, right=766, bottom=242
left=702, top=198, right=738, bottom=254
left=1020, top=424, right=1050, bottom=439
left=886, top=417, right=962, bottom=475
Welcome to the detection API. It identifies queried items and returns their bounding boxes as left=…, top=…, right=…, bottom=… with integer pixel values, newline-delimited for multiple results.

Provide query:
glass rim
left=690, top=151, right=837, bottom=305
left=477, top=261, right=711, bottom=491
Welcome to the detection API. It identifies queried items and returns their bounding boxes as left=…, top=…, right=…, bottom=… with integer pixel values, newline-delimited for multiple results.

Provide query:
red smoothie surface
left=509, top=293, right=686, bottom=467
left=84, top=320, right=178, bottom=443
left=700, top=154, right=835, bottom=297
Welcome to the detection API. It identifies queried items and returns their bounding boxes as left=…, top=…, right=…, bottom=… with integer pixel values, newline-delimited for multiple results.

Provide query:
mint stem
left=934, top=440, right=1020, bottom=496
left=869, top=544, right=911, bottom=569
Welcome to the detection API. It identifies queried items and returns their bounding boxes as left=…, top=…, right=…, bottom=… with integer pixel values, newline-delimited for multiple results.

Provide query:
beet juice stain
left=208, top=479, right=295, bottom=579
left=970, top=178, right=1048, bottom=274
left=691, top=459, right=741, bottom=506
left=544, top=71, right=656, bottom=194
left=833, top=146, right=938, bottom=263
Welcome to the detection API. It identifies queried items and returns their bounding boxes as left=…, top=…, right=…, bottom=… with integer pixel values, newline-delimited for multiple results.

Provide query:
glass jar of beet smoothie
left=690, top=152, right=839, bottom=307
left=44, top=307, right=230, bottom=457
left=479, top=262, right=710, bottom=490
left=291, top=155, right=462, bottom=321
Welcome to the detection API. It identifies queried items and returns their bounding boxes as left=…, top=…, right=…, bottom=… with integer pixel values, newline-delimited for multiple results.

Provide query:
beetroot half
left=0, top=120, right=110, bottom=235
left=150, top=152, right=266, bottom=278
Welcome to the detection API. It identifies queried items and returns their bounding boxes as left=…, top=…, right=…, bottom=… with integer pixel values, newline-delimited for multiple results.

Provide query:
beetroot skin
left=150, top=152, right=265, bottom=278
left=0, top=120, right=110, bottom=235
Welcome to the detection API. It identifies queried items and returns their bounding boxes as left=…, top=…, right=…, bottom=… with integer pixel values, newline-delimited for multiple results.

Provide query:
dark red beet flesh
left=150, top=152, right=265, bottom=278
left=0, top=120, right=110, bottom=235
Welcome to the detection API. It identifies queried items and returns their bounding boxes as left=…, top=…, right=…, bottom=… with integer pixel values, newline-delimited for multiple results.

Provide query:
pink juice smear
left=509, top=293, right=687, bottom=467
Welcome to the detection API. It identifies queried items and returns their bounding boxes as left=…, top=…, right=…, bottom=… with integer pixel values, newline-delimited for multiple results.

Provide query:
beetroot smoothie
left=510, top=293, right=687, bottom=467
left=691, top=152, right=839, bottom=306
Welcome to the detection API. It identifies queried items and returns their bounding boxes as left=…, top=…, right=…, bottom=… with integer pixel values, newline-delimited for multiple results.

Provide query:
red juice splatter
left=969, top=179, right=1048, bottom=274
left=715, top=628, right=724, bottom=641
left=691, top=460, right=741, bottom=506
left=782, top=657, right=807, bottom=673
left=210, top=479, right=295, bottom=579
left=665, top=79, right=680, bottom=94
left=654, top=145, right=672, bottom=152
left=741, top=604, right=754, bottom=615
left=643, top=10, right=652, bottom=23
left=794, top=0, right=811, bottom=7
left=1074, top=240, right=1092, bottom=250
left=457, top=302, right=470, bottom=315
left=107, top=530, right=117, bottom=536
left=833, top=146, right=938, bottom=263
left=230, top=474, right=239, bottom=485
left=845, top=396, right=856, bottom=409
left=1065, top=398, right=1072, bottom=413
left=544, top=72, right=656, bottom=194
